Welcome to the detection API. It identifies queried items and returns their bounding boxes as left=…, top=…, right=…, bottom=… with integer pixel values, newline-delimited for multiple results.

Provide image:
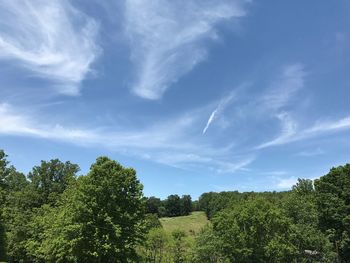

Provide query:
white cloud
left=296, top=148, right=324, bottom=157
left=276, top=176, right=297, bottom=189
left=0, top=103, right=253, bottom=173
left=203, top=90, right=237, bottom=134
left=257, top=115, right=350, bottom=149
left=261, top=63, right=305, bottom=110
left=124, top=0, right=249, bottom=99
left=256, top=112, right=297, bottom=149
left=0, top=0, right=100, bottom=95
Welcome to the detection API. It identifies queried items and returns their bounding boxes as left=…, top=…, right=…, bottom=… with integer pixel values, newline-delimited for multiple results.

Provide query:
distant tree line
left=195, top=172, right=350, bottom=262
left=145, top=194, right=193, bottom=218
left=0, top=148, right=349, bottom=262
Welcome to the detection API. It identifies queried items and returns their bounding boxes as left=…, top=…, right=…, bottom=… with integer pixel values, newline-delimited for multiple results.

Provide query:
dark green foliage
left=147, top=194, right=193, bottom=218
left=146, top=196, right=162, bottom=215
left=165, top=194, right=182, bottom=217
left=315, top=164, right=350, bottom=262
left=198, top=191, right=243, bottom=219
left=0, top=150, right=8, bottom=261
left=180, top=195, right=192, bottom=216
left=144, top=213, right=162, bottom=231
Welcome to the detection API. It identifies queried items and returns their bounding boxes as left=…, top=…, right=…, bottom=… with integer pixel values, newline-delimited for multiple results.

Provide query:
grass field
left=159, top=211, right=209, bottom=237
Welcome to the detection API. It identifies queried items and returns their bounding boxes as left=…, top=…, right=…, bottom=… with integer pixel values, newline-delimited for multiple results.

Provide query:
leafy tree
left=165, top=195, right=181, bottom=217
left=0, top=150, right=8, bottom=261
left=282, top=179, right=334, bottom=262
left=142, top=228, right=168, bottom=263
left=198, top=191, right=243, bottom=219
left=144, top=213, right=162, bottom=231
left=146, top=196, right=162, bottom=215
left=0, top=150, right=28, bottom=261
left=157, top=206, right=167, bottom=218
left=35, top=157, right=145, bottom=262
left=314, top=164, right=350, bottom=262
left=171, top=229, right=187, bottom=263
left=180, top=195, right=192, bottom=216
left=194, top=225, right=227, bottom=263
left=28, top=159, right=79, bottom=206
left=212, top=197, right=300, bottom=262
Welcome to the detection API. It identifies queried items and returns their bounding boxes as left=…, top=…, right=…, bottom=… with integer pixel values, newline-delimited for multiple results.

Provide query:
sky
left=0, top=0, right=349, bottom=199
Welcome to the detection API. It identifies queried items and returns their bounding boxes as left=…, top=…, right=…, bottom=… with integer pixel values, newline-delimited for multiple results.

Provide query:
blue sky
left=0, top=0, right=349, bottom=199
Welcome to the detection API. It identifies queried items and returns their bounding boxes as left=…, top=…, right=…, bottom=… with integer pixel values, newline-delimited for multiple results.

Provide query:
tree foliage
left=315, top=164, right=350, bottom=261
left=0, top=149, right=349, bottom=262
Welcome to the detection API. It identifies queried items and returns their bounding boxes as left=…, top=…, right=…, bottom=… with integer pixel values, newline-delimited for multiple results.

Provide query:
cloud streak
left=257, top=114, right=350, bottom=149
left=0, top=0, right=100, bottom=95
left=0, top=103, right=253, bottom=173
left=261, top=63, right=305, bottom=111
left=203, top=90, right=237, bottom=134
left=124, top=0, right=249, bottom=99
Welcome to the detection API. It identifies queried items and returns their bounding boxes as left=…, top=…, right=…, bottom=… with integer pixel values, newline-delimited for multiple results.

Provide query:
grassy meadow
left=160, top=211, right=209, bottom=238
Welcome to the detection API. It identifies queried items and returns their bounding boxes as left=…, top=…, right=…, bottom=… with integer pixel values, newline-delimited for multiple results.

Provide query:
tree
left=146, top=196, right=162, bottom=215
left=0, top=150, right=28, bottom=262
left=28, top=159, right=79, bottom=206
left=283, top=179, right=334, bottom=262
left=0, top=150, right=8, bottom=261
left=142, top=228, right=168, bottom=263
left=314, top=164, right=350, bottom=262
left=171, top=229, right=187, bottom=263
left=165, top=195, right=181, bottom=217
left=212, top=197, right=300, bottom=262
left=144, top=213, right=162, bottom=231
left=35, top=157, right=145, bottom=262
left=180, top=195, right=192, bottom=216
left=194, top=225, right=227, bottom=263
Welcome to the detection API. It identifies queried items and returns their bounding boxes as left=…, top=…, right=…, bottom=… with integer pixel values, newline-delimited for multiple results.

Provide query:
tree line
left=0, top=149, right=349, bottom=262
left=145, top=195, right=193, bottom=218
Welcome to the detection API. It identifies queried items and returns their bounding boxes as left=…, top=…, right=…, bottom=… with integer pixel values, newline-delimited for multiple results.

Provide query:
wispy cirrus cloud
left=256, top=112, right=297, bottom=149
left=254, top=63, right=350, bottom=149
left=0, top=103, right=253, bottom=173
left=124, top=0, right=249, bottom=99
left=261, top=63, right=305, bottom=111
left=0, top=0, right=100, bottom=95
left=257, top=114, right=350, bottom=149
left=275, top=176, right=297, bottom=189
left=296, top=148, right=324, bottom=157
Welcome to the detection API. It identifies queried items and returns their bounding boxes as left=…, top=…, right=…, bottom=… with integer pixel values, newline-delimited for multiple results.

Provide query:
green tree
left=314, top=164, right=350, bottom=262
left=0, top=150, right=29, bottom=262
left=2, top=158, right=78, bottom=262
left=165, top=195, right=181, bottom=217
left=146, top=196, right=162, bottom=215
left=171, top=229, right=187, bottom=263
left=180, top=195, right=192, bottom=216
left=35, top=157, right=145, bottom=262
left=212, top=197, right=300, bottom=262
left=0, top=150, right=8, bottom=261
left=144, top=213, right=162, bottom=231
left=142, top=228, right=168, bottom=263
left=194, top=225, right=227, bottom=263
left=28, top=159, right=79, bottom=206
left=283, top=179, right=334, bottom=262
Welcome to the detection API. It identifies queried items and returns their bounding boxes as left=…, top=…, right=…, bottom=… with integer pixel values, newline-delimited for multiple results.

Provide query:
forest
left=0, top=149, right=349, bottom=262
